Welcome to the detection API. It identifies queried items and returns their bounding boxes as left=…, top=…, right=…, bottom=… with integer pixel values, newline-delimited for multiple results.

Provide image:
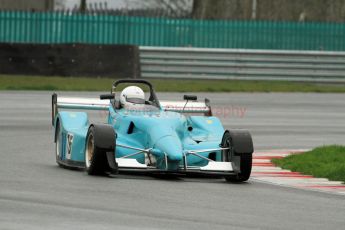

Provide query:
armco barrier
left=140, top=47, right=345, bottom=83
left=0, top=43, right=140, bottom=78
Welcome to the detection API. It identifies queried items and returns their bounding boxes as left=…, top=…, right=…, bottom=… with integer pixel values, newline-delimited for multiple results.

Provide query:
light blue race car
left=52, top=79, right=254, bottom=182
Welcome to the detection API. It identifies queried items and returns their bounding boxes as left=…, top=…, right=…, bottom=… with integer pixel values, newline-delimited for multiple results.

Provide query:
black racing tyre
left=222, top=131, right=253, bottom=182
left=55, top=121, right=64, bottom=167
left=225, top=155, right=252, bottom=182
left=85, top=125, right=116, bottom=175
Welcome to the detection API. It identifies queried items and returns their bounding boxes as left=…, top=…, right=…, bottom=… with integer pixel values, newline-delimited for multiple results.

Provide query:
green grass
left=1, top=75, right=345, bottom=92
left=272, top=145, right=345, bottom=183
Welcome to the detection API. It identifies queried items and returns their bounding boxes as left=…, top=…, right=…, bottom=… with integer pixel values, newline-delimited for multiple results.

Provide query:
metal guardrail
left=140, top=47, right=345, bottom=83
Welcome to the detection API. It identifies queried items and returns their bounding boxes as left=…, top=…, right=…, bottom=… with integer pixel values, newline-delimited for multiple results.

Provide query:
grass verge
left=272, top=145, right=345, bottom=183
left=1, top=75, right=345, bottom=92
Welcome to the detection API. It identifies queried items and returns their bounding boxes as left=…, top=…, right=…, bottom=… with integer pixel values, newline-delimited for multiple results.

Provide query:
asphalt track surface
left=0, top=91, right=344, bottom=230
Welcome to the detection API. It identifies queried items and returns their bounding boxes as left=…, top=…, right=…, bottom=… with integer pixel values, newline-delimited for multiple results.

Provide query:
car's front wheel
left=221, top=130, right=253, bottom=182
left=85, top=125, right=117, bottom=175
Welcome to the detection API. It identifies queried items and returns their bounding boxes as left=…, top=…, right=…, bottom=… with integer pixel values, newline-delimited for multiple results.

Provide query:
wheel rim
left=85, top=133, right=94, bottom=168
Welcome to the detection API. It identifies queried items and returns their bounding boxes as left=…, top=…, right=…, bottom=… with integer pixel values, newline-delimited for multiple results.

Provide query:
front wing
left=114, top=144, right=236, bottom=176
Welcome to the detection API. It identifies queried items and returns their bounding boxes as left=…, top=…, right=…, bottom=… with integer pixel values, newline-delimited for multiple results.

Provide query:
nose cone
left=154, top=135, right=183, bottom=162
left=141, top=117, right=184, bottom=170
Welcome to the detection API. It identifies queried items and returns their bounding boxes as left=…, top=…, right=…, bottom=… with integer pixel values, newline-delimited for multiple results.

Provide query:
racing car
left=52, top=79, right=254, bottom=182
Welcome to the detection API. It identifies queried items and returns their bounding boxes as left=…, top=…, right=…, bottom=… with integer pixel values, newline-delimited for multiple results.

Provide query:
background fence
left=140, top=47, right=345, bottom=83
left=1, top=11, right=345, bottom=51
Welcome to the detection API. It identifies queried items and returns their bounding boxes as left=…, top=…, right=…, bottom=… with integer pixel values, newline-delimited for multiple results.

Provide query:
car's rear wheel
left=55, top=121, right=63, bottom=167
left=221, top=130, right=253, bottom=182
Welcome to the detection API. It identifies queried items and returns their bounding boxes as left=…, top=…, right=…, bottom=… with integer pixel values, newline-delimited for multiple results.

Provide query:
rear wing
left=52, top=94, right=212, bottom=125
left=52, top=93, right=110, bottom=125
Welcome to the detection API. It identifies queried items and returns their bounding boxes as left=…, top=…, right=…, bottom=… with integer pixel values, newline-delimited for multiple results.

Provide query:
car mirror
left=100, top=94, right=114, bottom=100
left=183, top=95, right=197, bottom=101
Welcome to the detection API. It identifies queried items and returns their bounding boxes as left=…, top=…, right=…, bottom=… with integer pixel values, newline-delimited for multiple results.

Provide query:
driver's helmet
left=120, top=86, right=145, bottom=108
